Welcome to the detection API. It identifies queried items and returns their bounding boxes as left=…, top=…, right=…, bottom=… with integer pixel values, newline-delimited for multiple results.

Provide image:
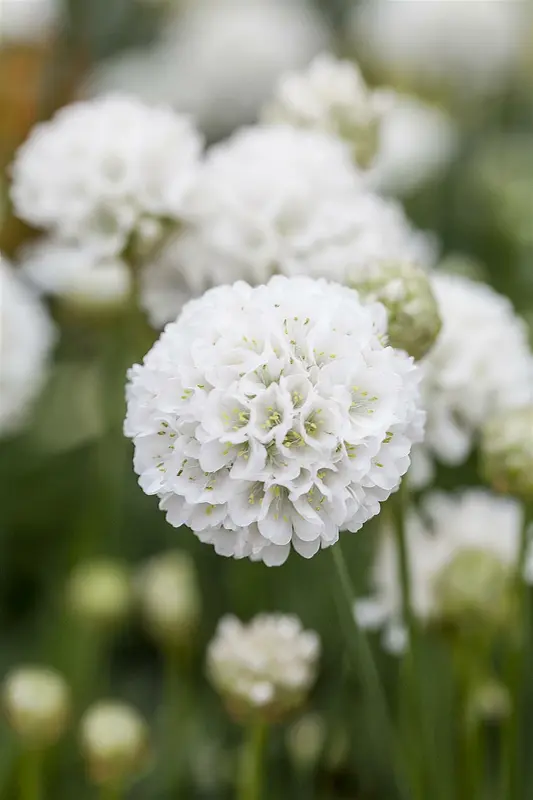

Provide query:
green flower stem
left=503, top=505, right=532, bottom=800
left=236, top=718, right=268, bottom=800
left=19, top=748, right=43, bottom=800
left=329, top=544, right=410, bottom=800
left=161, top=645, right=185, bottom=794
left=99, top=783, right=124, bottom=800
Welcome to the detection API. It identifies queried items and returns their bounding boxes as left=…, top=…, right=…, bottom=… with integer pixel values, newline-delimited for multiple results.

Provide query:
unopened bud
left=286, top=713, right=326, bottom=771
left=350, top=260, right=442, bottom=360
left=80, top=701, right=150, bottom=787
left=3, top=666, right=70, bottom=747
left=481, top=406, right=533, bottom=502
left=136, top=550, right=200, bottom=647
left=468, top=679, right=511, bottom=724
left=66, top=560, right=132, bottom=629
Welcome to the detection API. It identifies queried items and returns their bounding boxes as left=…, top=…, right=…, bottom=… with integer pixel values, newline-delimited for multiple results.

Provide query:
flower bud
left=467, top=679, right=511, bottom=725
left=350, top=260, right=442, bottom=360
left=79, top=701, right=150, bottom=787
left=433, top=548, right=515, bottom=630
left=136, top=550, right=200, bottom=648
left=286, top=713, right=326, bottom=771
left=481, top=406, right=533, bottom=502
left=3, top=666, right=70, bottom=747
left=207, top=614, right=320, bottom=723
left=66, top=560, right=132, bottom=629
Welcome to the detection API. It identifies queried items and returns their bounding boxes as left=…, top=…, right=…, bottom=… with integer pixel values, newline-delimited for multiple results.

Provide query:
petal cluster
left=0, top=258, right=55, bottom=436
left=356, top=489, right=525, bottom=647
left=11, top=95, right=203, bottom=257
left=416, top=272, right=533, bottom=482
left=207, top=613, right=320, bottom=720
left=125, top=276, right=425, bottom=565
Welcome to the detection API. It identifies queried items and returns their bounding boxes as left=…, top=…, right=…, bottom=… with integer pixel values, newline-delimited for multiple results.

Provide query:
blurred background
left=1, top=0, right=533, bottom=798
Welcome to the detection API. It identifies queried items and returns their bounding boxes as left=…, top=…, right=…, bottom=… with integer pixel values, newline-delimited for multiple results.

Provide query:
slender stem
left=236, top=718, right=268, bottom=800
left=19, top=749, right=43, bottom=800
left=99, top=784, right=123, bottom=800
left=503, top=506, right=532, bottom=800
left=328, top=544, right=410, bottom=800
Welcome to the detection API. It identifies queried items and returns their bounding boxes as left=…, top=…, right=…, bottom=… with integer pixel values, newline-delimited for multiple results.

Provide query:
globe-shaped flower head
left=125, top=276, right=425, bottom=565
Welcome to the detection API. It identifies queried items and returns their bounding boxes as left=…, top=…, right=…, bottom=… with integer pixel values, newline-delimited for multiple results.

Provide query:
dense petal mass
left=11, top=95, right=203, bottom=257
left=0, top=258, right=55, bottom=437
left=207, top=613, right=320, bottom=721
left=126, top=276, right=425, bottom=565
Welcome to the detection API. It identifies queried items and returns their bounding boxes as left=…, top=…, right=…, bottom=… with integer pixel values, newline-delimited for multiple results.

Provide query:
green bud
left=66, top=559, right=132, bottom=630
left=350, top=260, right=442, bottom=360
left=481, top=406, right=533, bottom=502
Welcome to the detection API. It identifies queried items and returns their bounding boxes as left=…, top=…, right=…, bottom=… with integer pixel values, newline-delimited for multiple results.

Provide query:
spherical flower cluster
left=11, top=94, right=203, bottom=257
left=2, top=0, right=61, bottom=43
left=365, top=91, right=458, bottom=197
left=136, top=550, right=200, bottom=646
left=21, top=239, right=131, bottom=310
left=140, top=124, right=435, bottom=327
left=349, top=261, right=442, bottom=361
left=3, top=666, right=70, bottom=747
left=415, top=273, right=533, bottom=484
left=350, top=0, right=525, bottom=97
left=261, top=54, right=382, bottom=168
left=207, top=613, right=320, bottom=721
left=0, top=258, right=55, bottom=437
left=87, top=0, right=329, bottom=138
left=80, top=702, right=149, bottom=787
left=482, top=406, right=533, bottom=502
left=125, top=276, right=425, bottom=565
left=355, top=490, right=526, bottom=649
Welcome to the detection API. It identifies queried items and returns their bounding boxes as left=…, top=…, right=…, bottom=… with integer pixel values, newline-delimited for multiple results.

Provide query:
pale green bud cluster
left=481, top=406, right=533, bottom=502
left=350, top=260, right=442, bottom=360
left=66, top=559, right=133, bottom=630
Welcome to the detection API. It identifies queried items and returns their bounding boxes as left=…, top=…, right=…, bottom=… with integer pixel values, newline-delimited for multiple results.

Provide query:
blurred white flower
left=88, top=0, right=329, bottom=137
left=125, top=276, right=425, bottom=565
left=0, top=257, right=55, bottom=436
left=11, top=95, right=203, bottom=257
left=416, top=273, right=533, bottom=482
left=1, top=0, right=61, bottom=44
left=207, top=613, right=320, bottom=720
left=80, top=702, right=149, bottom=787
left=356, top=489, right=526, bottom=650
left=140, top=125, right=435, bottom=327
left=261, top=53, right=382, bottom=168
left=365, top=91, right=458, bottom=196
left=20, top=239, right=131, bottom=309
left=482, top=406, right=533, bottom=502
left=350, top=0, right=525, bottom=97
left=3, top=665, right=70, bottom=746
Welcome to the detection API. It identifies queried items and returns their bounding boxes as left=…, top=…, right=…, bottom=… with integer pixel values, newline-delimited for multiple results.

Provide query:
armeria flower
left=365, top=91, right=458, bottom=197
left=482, top=406, right=533, bottom=502
left=356, top=490, right=526, bottom=649
left=350, top=0, right=525, bottom=98
left=21, top=239, right=131, bottom=310
left=413, top=272, right=533, bottom=487
left=140, top=124, right=435, bottom=327
left=0, top=257, right=55, bottom=437
left=261, top=54, right=382, bottom=168
left=125, top=276, right=425, bottom=566
left=207, top=613, right=320, bottom=721
left=87, top=0, right=329, bottom=138
left=11, top=95, right=203, bottom=257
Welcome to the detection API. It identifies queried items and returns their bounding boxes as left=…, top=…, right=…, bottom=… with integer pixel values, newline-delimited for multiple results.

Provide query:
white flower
left=207, top=613, right=320, bottom=720
left=261, top=54, right=382, bottom=168
left=365, top=91, right=458, bottom=197
left=1, top=0, right=61, bottom=43
left=20, top=239, right=131, bottom=309
left=350, top=0, right=525, bottom=97
left=80, top=702, right=149, bottom=787
left=125, top=276, right=425, bottom=566
left=0, top=257, right=55, bottom=436
left=87, top=0, right=329, bottom=138
left=356, top=490, right=525, bottom=650
left=11, top=95, right=203, bottom=257
left=3, top=666, right=70, bottom=746
left=417, top=273, right=533, bottom=479
left=140, top=124, right=435, bottom=327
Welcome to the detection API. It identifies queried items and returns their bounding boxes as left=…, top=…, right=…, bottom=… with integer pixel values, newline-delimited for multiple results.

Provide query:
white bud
left=482, top=406, right=533, bottom=502
left=136, top=550, right=200, bottom=647
left=3, top=666, right=70, bottom=747
left=286, top=713, right=326, bottom=770
left=79, top=701, right=150, bottom=787
left=66, top=560, right=132, bottom=629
